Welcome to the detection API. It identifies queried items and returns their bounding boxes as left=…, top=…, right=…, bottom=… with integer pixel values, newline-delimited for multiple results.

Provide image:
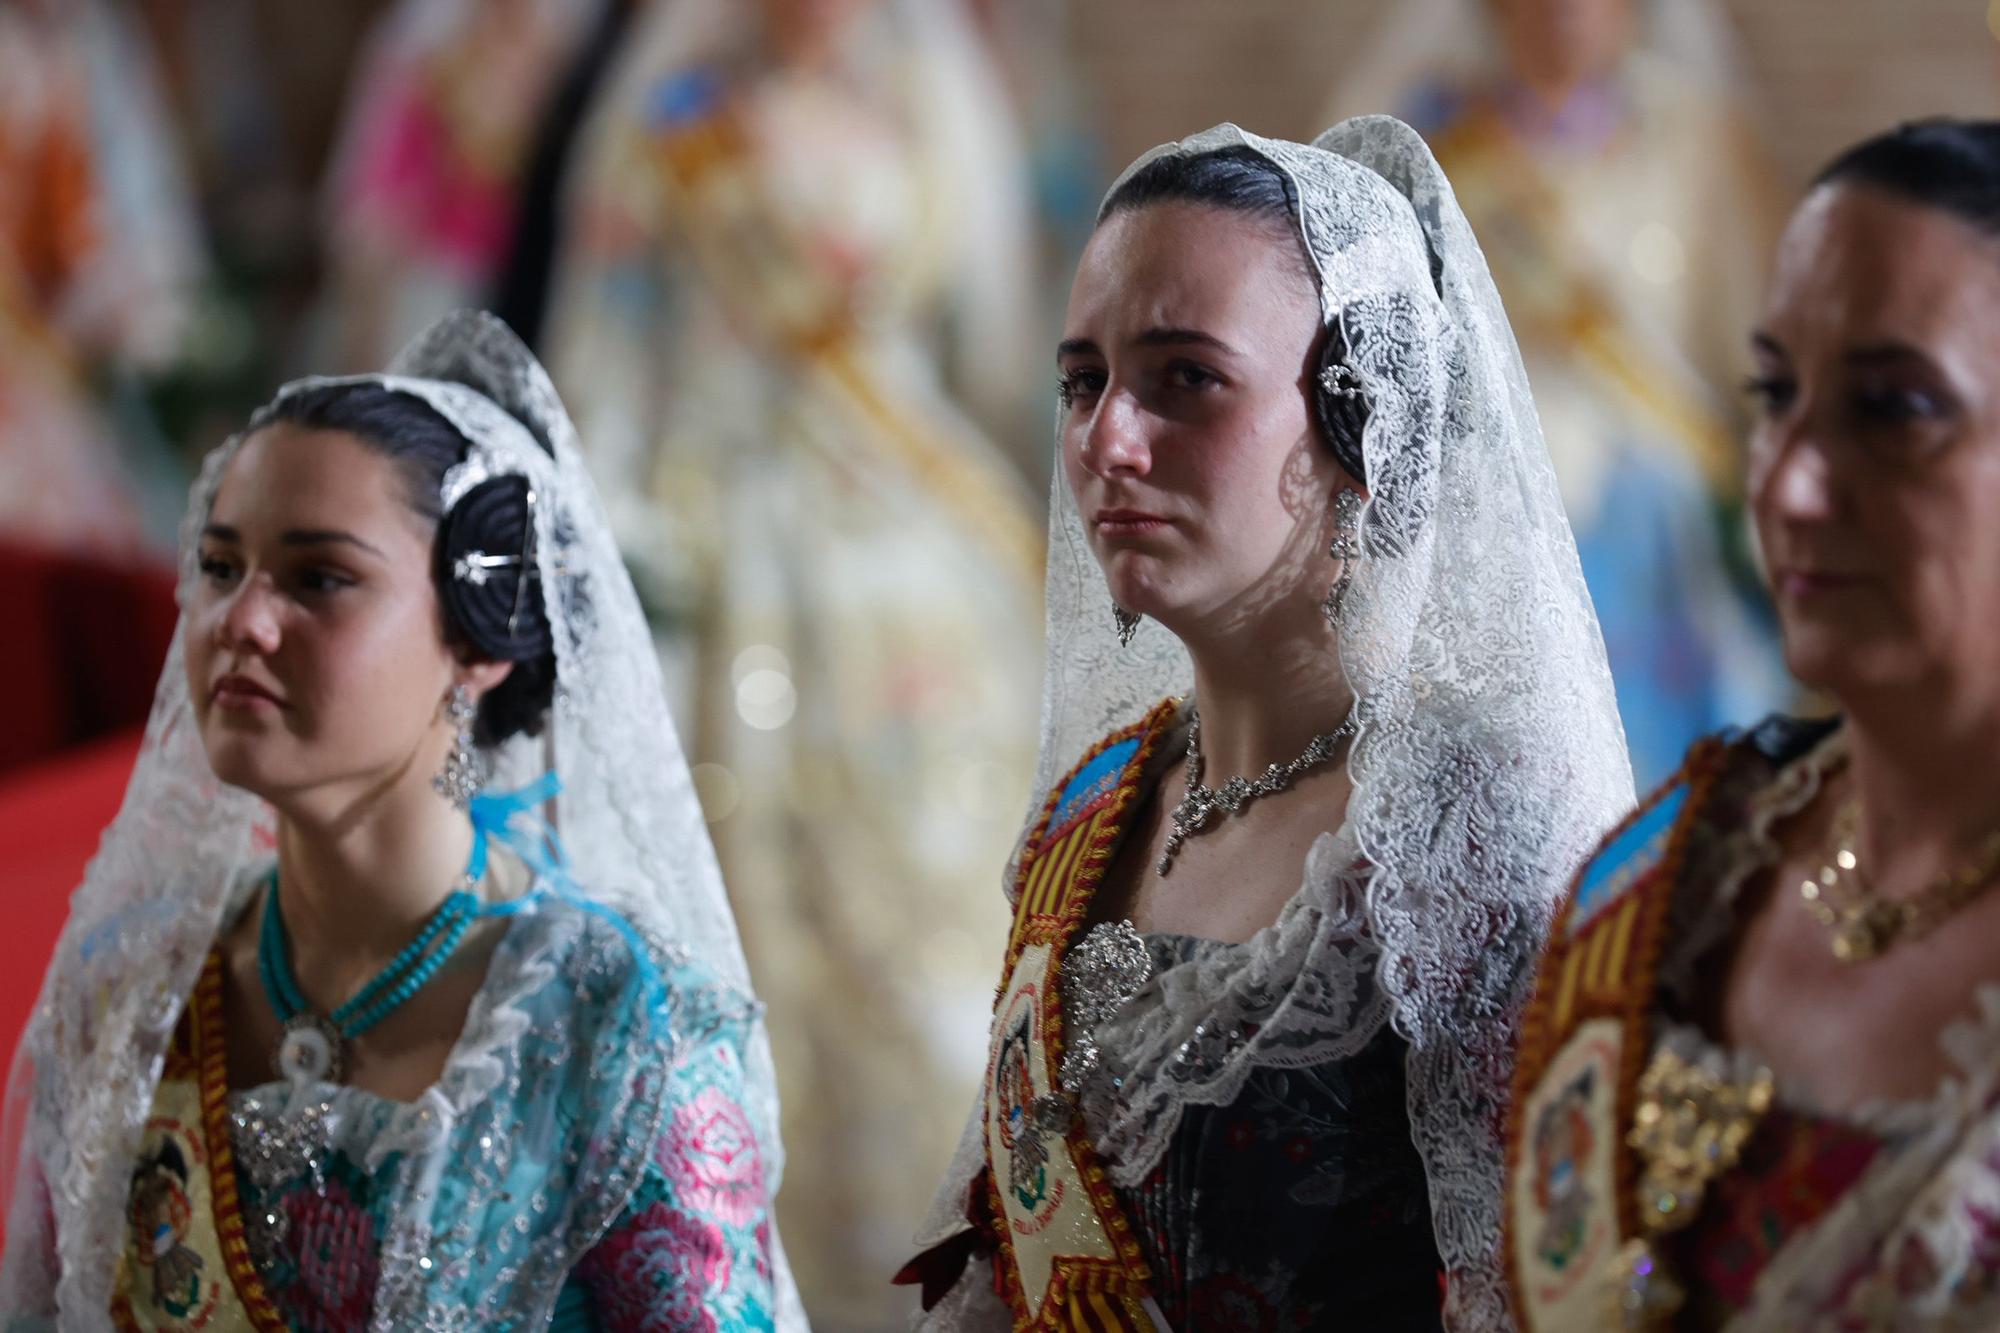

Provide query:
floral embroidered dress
left=74, top=887, right=776, bottom=1333
left=1506, top=717, right=2000, bottom=1330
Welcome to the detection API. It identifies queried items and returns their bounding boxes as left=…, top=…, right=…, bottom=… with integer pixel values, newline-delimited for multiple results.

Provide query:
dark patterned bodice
left=1114, top=935, right=1443, bottom=1332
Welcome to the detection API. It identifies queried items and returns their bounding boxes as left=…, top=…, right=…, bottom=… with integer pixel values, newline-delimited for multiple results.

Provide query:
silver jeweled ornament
left=1156, top=706, right=1357, bottom=875
left=1007, top=920, right=1154, bottom=1197
left=275, top=1012, right=345, bottom=1085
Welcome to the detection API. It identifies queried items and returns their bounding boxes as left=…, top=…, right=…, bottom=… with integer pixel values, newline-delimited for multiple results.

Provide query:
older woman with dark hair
left=1506, top=119, right=2000, bottom=1331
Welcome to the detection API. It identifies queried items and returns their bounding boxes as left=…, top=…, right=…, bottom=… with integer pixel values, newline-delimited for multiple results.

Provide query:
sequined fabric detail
left=1109, top=935, right=1443, bottom=1331
left=1058, top=922, right=1152, bottom=1092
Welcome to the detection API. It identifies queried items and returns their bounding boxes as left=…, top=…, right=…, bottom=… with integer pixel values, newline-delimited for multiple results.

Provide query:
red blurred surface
left=0, top=541, right=177, bottom=776
left=0, top=538, right=175, bottom=1083
left=0, top=728, right=141, bottom=1073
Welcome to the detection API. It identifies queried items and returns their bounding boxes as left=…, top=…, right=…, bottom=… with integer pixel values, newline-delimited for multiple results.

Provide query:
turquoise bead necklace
left=258, top=849, right=483, bottom=1085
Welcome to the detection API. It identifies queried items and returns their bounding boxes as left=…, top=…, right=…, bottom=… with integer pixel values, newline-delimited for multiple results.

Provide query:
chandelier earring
left=433, top=684, right=484, bottom=809
left=1112, top=603, right=1142, bottom=647
left=1322, top=487, right=1364, bottom=629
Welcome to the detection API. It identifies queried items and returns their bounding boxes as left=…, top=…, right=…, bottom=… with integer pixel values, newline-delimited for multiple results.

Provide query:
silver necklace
left=1156, top=705, right=1356, bottom=875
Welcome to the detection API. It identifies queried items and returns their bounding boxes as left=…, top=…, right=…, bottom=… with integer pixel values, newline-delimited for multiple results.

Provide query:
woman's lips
left=1093, top=507, right=1172, bottom=537
left=212, top=674, right=286, bottom=711
left=1777, top=569, right=1865, bottom=598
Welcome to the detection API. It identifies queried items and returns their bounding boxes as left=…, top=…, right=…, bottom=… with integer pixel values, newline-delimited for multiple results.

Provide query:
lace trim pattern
left=1643, top=731, right=2000, bottom=1326
left=1658, top=726, right=1849, bottom=1009
left=1068, top=828, right=1394, bottom=1190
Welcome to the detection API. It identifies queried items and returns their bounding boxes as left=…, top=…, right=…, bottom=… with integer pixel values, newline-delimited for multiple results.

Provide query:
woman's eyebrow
left=1056, top=329, right=1242, bottom=363
left=282, top=529, right=388, bottom=558
left=1132, top=327, right=1239, bottom=356
left=200, top=522, right=386, bottom=559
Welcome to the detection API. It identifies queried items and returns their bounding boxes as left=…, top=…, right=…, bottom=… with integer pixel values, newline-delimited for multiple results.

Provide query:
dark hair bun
left=436, top=474, right=554, bottom=663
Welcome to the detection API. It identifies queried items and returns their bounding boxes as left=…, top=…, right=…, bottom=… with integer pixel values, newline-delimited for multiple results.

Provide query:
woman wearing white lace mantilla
left=897, top=120, right=1631, bottom=1331
left=0, top=311, right=804, bottom=1330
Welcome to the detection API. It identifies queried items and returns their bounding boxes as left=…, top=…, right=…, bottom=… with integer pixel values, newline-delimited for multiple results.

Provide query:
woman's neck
left=272, top=767, right=475, bottom=987
left=1843, top=684, right=2000, bottom=896
left=1182, top=604, right=1353, bottom=784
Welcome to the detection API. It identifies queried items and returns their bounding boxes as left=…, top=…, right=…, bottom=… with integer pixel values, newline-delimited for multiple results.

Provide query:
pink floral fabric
left=575, top=1035, right=775, bottom=1330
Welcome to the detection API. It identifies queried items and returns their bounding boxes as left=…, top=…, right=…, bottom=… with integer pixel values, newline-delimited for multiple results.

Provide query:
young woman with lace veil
left=1504, top=120, right=2000, bottom=1332
left=0, top=311, right=803, bottom=1330
left=896, top=119, right=1632, bottom=1331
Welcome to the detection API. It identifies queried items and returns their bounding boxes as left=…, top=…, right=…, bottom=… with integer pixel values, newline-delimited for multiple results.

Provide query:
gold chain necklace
left=1798, top=796, right=2000, bottom=962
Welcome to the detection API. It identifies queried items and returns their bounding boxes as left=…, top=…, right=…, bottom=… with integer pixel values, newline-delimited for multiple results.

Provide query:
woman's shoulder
left=1033, top=698, right=1184, bottom=844
left=1564, top=714, right=1840, bottom=923
left=485, top=890, right=759, bottom=1058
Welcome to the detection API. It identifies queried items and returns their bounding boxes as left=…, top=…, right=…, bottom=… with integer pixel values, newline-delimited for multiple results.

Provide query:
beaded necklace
left=258, top=854, right=483, bottom=1085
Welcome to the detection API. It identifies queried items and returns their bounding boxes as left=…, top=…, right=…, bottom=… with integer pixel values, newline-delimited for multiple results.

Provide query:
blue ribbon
left=466, top=771, right=571, bottom=893
left=463, top=772, right=672, bottom=1022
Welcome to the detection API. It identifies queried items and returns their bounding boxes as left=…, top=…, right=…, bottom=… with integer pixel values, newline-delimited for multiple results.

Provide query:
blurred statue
left=315, top=0, right=600, bottom=370
left=0, top=0, right=204, bottom=555
left=1333, top=0, right=1793, bottom=785
left=544, top=0, right=1045, bottom=1324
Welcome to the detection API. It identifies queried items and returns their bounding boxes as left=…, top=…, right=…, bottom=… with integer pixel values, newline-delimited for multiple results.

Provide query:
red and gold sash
left=112, top=951, right=287, bottom=1332
left=1504, top=740, right=1730, bottom=1330
left=974, top=699, right=1177, bottom=1331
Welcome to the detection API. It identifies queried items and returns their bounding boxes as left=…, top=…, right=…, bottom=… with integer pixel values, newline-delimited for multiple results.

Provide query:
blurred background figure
left=0, top=0, right=203, bottom=556
left=1330, top=0, right=1794, bottom=785
left=963, top=0, right=1105, bottom=357
left=313, top=0, right=597, bottom=370
left=541, top=0, right=1046, bottom=1324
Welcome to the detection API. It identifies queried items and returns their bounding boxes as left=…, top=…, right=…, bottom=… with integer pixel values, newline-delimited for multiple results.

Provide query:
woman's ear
left=457, top=657, right=516, bottom=702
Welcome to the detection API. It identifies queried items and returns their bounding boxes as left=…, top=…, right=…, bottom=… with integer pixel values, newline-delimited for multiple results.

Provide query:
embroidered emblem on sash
left=981, top=701, right=1176, bottom=1331
left=1568, top=784, right=1689, bottom=936
left=124, top=1117, right=218, bottom=1328
left=114, top=953, right=288, bottom=1333
left=1512, top=1017, right=1624, bottom=1323
left=1505, top=740, right=1729, bottom=1332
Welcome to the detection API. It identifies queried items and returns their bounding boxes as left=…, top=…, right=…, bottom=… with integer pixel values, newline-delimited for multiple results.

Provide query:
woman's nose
left=215, top=575, right=283, bottom=655
left=1080, top=389, right=1153, bottom=477
left=1755, top=421, right=1840, bottom=524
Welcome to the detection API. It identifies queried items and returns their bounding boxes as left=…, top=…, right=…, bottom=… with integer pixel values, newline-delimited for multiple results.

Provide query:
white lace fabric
left=922, top=120, right=1633, bottom=1332
left=0, top=312, right=803, bottom=1329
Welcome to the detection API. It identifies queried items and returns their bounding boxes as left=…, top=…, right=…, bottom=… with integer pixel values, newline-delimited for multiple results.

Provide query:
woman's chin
left=200, top=736, right=290, bottom=801
left=1781, top=623, right=1922, bottom=703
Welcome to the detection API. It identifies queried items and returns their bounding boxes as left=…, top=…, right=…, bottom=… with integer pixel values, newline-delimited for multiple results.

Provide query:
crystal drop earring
left=1112, top=603, right=1142, bottom=647
left=433, top=684, right=483, bottom=809
left=1322, top=488, right=1364, bottom=630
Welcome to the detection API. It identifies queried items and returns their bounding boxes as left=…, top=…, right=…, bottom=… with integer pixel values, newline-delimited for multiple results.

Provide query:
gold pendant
left=1830, top=901, right=1898, bottom=963
left=1831, top=918, right=1877, bottom=963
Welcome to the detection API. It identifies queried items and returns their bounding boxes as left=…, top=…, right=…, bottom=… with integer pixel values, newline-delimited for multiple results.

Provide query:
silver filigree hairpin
left=1319, top=362, right=1367, bottom=400
left=453, top=551, right=520, bottom=587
